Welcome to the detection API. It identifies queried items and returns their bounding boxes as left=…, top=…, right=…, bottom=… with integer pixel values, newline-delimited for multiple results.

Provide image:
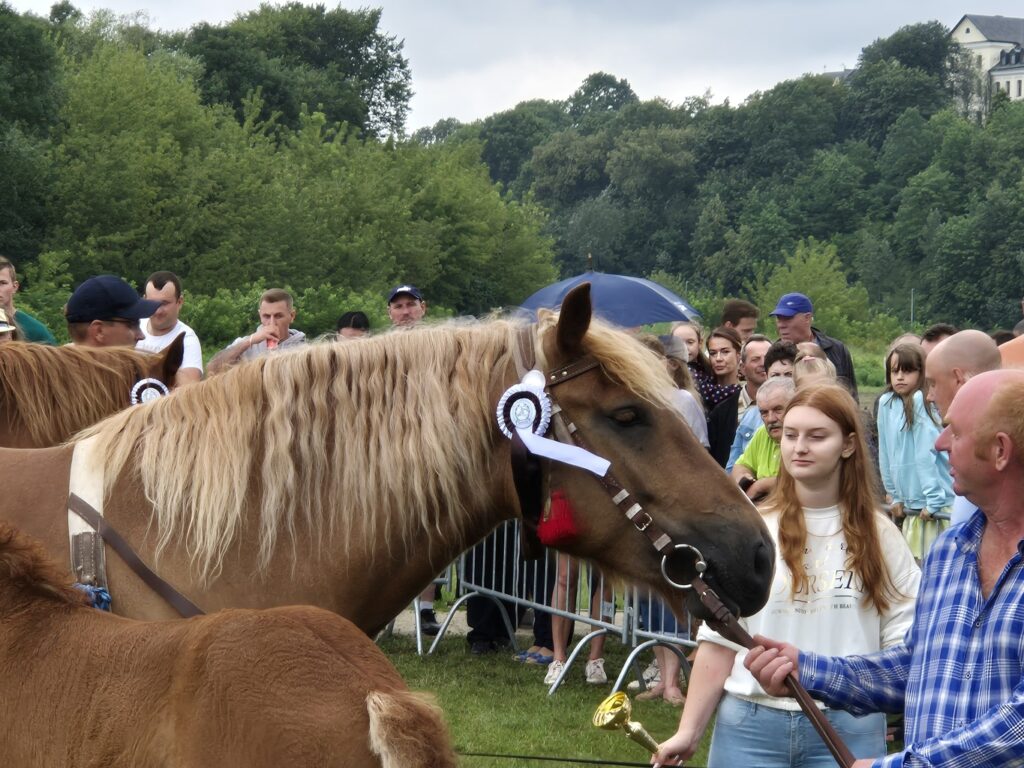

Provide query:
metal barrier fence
left=396, top=520, right=696, bottom=695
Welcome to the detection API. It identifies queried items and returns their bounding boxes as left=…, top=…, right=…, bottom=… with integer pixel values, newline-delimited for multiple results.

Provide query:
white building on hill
left=951, top=14, right=1024, bottom=100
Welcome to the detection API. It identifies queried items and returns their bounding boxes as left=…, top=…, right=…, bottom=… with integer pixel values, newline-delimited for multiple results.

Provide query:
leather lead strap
left=67, top=494, right=205, bottom=618
left=694, top=575, right=855, bottom=768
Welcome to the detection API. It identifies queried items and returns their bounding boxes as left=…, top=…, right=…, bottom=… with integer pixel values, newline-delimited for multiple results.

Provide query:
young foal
left=0, top=523, right=455, bottom=768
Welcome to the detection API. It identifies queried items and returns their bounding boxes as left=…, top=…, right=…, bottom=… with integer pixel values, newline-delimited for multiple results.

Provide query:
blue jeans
left=709, top=693, right=886, bottom=768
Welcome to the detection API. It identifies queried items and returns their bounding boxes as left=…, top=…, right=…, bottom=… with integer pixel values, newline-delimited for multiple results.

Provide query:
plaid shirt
left=800, top=511, right=1024, bottom=767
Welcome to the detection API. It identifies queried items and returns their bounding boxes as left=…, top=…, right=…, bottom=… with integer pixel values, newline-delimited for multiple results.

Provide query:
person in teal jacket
left=877, top=343, right=953, bottom=561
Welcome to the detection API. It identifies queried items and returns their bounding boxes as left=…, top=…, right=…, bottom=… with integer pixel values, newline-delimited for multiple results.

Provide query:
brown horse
left=0, top=337, right=183, bottom=448
left=0, top=286, right=773, bottom=633
left=0, top=522, right=456, bottom=768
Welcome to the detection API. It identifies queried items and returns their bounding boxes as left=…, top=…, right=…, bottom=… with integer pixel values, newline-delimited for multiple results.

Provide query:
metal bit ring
left=660, top=543, right=707, bottom=590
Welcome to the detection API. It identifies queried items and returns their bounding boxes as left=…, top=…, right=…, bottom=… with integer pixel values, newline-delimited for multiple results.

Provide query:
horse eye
left=610, top=407, right=641, bottom=426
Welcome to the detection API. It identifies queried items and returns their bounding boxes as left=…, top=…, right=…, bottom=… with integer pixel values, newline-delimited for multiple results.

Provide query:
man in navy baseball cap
left=769, top=292, right=814, bottom=318
left=387, top=284, right=427, bottom=327
left=768, top=291, right=858, bottom=397
left=65, top=275, right=160, bottom=347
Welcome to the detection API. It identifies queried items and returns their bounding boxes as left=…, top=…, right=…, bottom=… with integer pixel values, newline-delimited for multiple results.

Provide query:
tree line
left=417, top=21, right=1022, bottom=335
left=1, top=5, right=1021, bottom=349
left=1, top=2, right=556, bottom=346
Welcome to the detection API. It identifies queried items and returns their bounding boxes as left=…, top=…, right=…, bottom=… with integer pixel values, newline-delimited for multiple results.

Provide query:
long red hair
left=767, top=384, right=898, bottom=612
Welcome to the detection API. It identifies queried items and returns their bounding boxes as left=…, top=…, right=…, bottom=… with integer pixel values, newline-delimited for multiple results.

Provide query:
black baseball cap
left=387, top=284, right=423, bottom=303
left=65, top=275, right=161, bottom=323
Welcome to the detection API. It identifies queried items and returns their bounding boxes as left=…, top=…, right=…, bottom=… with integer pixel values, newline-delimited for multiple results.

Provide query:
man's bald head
left=925, top=330, right=1001, bottom=416
left=972, top=370, right=1024, bottom=468
left=937, top=369, right=1024, bottom=505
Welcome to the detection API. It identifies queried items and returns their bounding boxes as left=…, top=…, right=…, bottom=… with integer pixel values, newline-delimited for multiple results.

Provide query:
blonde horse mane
left=0, top=342, right=153, bottom=446
left=79, top=316, right=676, bottom=580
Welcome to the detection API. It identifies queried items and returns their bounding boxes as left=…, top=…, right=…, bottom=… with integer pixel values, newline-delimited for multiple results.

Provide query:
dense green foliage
left=416, top=22, right=1022, bottom=335
left=2, top=6, right=1022, bottom=353
left=1, top=3, right=556, bottom=349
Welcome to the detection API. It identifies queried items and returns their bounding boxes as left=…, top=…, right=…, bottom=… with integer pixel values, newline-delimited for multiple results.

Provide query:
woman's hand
left=650, top=728, right=700, bottom=766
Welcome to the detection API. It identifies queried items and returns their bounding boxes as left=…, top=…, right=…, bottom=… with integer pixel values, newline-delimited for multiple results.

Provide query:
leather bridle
left=508, top=328, right=855, bottom=768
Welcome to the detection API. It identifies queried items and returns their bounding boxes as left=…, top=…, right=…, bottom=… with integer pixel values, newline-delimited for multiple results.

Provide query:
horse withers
left=0, top=522, right=455, bottom=768
left=0, top=284, right=772, bottom=632
left=0, top=335, right=184, bottom=448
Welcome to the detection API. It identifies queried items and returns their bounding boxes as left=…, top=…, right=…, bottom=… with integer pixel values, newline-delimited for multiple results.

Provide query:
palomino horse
left=0, top=523, right=455, bottom=768
left=0, top=286, right=773, bottom=632
left=0, top=336, right=183, bottom=448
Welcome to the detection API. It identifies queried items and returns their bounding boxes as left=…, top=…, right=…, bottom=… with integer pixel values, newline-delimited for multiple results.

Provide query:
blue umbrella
left=519, top=271, right=700, bottom=327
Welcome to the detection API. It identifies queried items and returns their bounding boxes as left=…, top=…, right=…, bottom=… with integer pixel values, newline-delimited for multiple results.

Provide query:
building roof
left=958, top=14, right=1024, bottom=45
left=991, top=45, right=1024, bottom=72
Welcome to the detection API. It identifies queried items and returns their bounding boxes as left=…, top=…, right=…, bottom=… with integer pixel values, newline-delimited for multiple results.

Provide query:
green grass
left=380, top=630, right=712, bottom=767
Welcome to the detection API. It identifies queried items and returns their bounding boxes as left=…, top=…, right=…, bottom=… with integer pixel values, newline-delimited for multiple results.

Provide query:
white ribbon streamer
left=516, top=426, right=610, bottom=477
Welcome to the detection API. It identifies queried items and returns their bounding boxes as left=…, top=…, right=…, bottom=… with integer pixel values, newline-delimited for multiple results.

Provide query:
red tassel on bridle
left=537, top=489, right=579, bottom=546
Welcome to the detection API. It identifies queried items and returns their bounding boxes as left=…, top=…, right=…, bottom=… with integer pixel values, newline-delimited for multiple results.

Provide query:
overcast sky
left=9, top=1, right=1024, bottom=130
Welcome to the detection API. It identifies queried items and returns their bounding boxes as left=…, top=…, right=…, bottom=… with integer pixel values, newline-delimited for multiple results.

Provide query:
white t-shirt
left=137, top=319, right=204, bottom=373
left=698, top=505, right=920, bottom=710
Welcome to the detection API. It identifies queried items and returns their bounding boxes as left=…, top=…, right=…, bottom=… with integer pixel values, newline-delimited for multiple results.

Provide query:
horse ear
left=160, top=332, right=185, bottom=385
left=555, top=283, right=592, bottom=356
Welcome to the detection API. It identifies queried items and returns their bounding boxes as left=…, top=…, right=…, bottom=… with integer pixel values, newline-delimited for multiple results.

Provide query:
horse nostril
left=753, top=541, right=774, bottom=581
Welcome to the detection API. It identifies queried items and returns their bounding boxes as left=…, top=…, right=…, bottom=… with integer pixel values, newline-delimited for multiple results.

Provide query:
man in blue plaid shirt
left=744, top=369, right=1024, bottom=768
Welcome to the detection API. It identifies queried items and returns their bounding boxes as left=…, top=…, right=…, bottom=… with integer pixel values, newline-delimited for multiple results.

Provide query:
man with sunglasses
left=64, top=275, right=160, bottom=348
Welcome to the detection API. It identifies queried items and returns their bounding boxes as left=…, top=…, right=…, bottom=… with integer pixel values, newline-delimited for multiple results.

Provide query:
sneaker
left=419, top=609, right=441, bottom=636
left=626, top=660, right=661, bottom=692
left=585, top=658, right=607, bottom=684
left=543, top=659, right=565, bottom=685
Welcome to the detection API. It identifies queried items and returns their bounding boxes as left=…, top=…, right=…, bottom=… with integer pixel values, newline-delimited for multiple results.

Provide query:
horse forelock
left=0, top=342, right=151, bottom=447
left=534, top=311, right=678, bottom=412
left=0, top=523, right=87, bottom=610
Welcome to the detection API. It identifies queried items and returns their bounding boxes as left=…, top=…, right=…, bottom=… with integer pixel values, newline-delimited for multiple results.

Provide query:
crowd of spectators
left=5, top=258, right=1024, bottom=766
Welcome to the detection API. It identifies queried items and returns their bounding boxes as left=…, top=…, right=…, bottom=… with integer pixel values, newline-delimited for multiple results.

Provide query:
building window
left=977, top=55, right=983, bottom=68
left=966, top=27, right=971, bottom=34
left=1018, top=80, right=1022, bottom=97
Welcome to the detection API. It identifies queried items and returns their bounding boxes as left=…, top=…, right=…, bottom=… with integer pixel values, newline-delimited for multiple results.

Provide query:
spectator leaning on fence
left=208, top=288, right=305, bottom=375
left=729, top=377, right=796, bottom=502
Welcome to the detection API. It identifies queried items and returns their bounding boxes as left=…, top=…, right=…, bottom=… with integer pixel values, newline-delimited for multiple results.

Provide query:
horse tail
left=366, top=690, right=457, bottom=768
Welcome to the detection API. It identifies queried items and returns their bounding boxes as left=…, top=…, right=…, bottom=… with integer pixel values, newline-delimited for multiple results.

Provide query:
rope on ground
left=457, top=749, right=698, bottom=766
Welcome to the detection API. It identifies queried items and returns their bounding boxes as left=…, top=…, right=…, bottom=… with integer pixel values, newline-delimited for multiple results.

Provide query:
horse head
left=534, top=284, right=774, bottom=619
left=0, top=334, right=184, bottom=448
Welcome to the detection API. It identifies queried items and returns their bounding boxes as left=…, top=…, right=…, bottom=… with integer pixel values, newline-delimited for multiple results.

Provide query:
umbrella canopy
left=519, top=271, right=700, bottom=327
